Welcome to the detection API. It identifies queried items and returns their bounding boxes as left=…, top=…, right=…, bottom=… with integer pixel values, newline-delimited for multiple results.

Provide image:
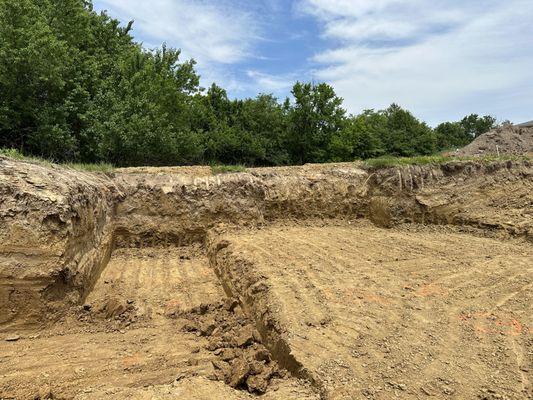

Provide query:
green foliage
left=460, top=114, right=497, bottom=138
left=363, top=154, right=530, bottom=169
left=210, top=164, right=247, bottom=175
left=434, top=122, right=470, bottom=150
left=0, top=148, right=26, bottom=160
left=0, top=0, right=499, bottom=168
left=65, top=162, right=114, bottom=173
left=287, top=82, right=346, bottom=164
left=363, top=155, right=454, bottom=168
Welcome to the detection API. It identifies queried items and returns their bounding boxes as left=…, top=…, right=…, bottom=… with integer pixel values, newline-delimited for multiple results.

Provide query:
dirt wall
left=0, top=157, right=120, bottom=330
left=112, top=164, right=368, bottom=247
left=1, top=158, right=531, bottom=329
left=367, top=160, right=533, bottom=240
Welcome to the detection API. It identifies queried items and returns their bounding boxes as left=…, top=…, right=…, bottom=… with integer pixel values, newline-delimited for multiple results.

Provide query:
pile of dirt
left=170, top=299, right=288, bottom=394
left=455, top=124, right=533, bottom=157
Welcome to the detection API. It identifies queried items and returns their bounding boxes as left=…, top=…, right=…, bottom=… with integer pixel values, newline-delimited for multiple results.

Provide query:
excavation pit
left=1, top=157, right=531, bottom=399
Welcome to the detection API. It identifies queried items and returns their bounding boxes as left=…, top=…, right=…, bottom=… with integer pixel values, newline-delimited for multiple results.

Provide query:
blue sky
left=93, top=0, right=533, bottom=126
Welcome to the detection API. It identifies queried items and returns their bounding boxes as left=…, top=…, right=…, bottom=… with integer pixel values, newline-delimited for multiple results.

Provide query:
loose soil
left=0, top=247, right=317, bottom=399
left=212, top=221, right=533, bottom=399
left=455, top=125, right=533, bottom=157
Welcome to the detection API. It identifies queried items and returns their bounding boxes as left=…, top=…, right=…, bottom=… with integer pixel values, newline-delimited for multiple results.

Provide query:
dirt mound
left=172, top=300, right=288, bottom=394
left=455, top=125, right=533, bottom=156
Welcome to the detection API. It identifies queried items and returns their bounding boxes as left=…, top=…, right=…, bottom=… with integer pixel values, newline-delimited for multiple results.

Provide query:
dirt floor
left=212, top=221, right=533, bottom=399
left=0, top=246, right=317, bottom=399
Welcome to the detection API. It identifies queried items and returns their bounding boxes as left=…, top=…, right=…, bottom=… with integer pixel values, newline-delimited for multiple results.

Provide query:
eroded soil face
left=212, top=221, right=533, bottom=399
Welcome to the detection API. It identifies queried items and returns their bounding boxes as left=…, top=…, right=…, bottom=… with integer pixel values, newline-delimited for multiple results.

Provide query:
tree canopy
left=0, top=0, right=497, bottom=166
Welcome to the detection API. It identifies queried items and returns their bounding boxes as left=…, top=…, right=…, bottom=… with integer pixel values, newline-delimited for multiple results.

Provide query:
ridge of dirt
left=0, top=245, right=319, bottom=399
left=455, top=125, right=533, bottom=157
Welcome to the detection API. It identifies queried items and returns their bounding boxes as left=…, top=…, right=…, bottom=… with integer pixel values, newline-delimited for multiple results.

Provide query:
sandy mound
left=455, top=125, right=533, bottom=157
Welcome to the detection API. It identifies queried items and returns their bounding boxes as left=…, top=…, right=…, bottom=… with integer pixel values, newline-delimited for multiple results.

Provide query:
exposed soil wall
left=1, top=157, right=531, bottom=329
left=112, top=163, right=368, bottom=247
left=366, top=160, right=533, bottom=240
left=0, top=157, right=121, bottom=330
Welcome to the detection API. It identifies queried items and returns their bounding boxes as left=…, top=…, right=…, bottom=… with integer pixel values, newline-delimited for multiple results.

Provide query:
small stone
left=254, top=349, right=271, bottom=362
left=236, top=326, right=255, bottom=347
left=224, top=298, right=239, bottom=312
left=200, top=322, right=217, bottom=337
left=228, top=358, right=252, bottom=388
left=5, top=335, right=20, bottom=342
left=246, top=374, right=268, bottom=394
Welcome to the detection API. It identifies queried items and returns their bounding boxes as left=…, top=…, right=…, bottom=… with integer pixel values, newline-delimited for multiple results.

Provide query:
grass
left=64, top=162, right=115, bottom=173
left=210, top=164, right=247, bottom=175
left=363, top=154, right=531, bottom=169
left=1, top=148, right=114, bottom=173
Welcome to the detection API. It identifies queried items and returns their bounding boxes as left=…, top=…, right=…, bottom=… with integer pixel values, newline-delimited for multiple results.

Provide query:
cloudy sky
left=93, top=0, right=533, bottom=125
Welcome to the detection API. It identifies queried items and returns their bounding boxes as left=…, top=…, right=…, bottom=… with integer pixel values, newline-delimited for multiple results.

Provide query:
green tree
left=329, top=114, right=383, bottom=161
left=460, top=114, right=496, bottom=138
left=379, top=104, right=436, bottom=156
left=434, top=122, right=469, bottom=150
left=0, top=0, right=76, bottom=158
left=287, top=82, right=346, bottom=164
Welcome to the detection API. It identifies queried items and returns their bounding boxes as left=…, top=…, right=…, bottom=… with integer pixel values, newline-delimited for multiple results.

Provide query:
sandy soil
left=1, top=158, right=532, bottom=399
left=213, top=221, right=533, bottom=399
left=0, top=246, right=317, bottom=399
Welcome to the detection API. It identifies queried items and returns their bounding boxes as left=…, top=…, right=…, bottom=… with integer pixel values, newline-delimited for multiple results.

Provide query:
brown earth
left=1, top=156, right=532, bottom=399
left=210, top=221, right=532, bottom=399
left=455, top=125, right=533, bottom=157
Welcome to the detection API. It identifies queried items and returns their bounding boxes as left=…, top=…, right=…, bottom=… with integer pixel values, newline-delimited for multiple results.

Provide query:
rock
left=236, top=326, right=255, bottom=347
left=246, top=374, right=269, bottom=394
left=220, top=348, right=237, bottom=362
left=200, top=321, right=217, bottom=337
left=228, top=358, right=252, bottom=388
left=5, top=335, right=21, bottom=342
left=224, top=298, right=239, bottom=312
left=254, top=349, right=271, bottom=362
left=181, top=322, right=199, bottom=333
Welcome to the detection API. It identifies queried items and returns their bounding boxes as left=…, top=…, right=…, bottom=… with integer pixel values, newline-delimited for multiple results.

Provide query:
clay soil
left=0, top=246, right=317, bottom=399
left=2, top=222, right=533, bottom=398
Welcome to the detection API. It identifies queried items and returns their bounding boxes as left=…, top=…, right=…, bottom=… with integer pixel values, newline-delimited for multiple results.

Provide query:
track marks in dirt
left=85, top=246, right=224, bottom=321
left=214, top=222, right=533, bottom=399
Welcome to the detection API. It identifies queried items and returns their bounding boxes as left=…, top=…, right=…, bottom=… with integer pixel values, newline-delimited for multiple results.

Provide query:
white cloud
left=96, top=0, right=258, bottom=65
left=246, top=70, right=294, bottom=93
left=299, top=0, right=533, bottom=124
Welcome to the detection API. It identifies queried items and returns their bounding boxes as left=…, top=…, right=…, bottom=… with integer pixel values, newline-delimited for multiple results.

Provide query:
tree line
left=0, top=0, right=497, bottom=167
